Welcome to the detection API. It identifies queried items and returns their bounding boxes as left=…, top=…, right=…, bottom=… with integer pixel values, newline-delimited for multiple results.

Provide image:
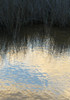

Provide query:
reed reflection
left=0, top=25, right=70, bottom=99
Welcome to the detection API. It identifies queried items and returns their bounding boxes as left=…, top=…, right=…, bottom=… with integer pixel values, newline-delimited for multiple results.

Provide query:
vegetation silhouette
left=0, top=0, right=70, bottom=32
left=0, top=25, right=70, bottom=55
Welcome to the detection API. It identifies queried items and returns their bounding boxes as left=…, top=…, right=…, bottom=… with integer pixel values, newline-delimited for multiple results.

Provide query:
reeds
left=0, top=0, right=70, bottom=32
left=49, top=0, right=70, bottom=26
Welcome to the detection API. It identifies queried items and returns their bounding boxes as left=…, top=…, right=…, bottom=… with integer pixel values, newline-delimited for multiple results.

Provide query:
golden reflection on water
left=0, top=26, right=70, bottom=99
left=0, top=47, right=70, bottom=99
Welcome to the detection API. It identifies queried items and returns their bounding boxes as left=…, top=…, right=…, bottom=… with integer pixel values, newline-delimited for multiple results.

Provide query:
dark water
left=0, top=25, right=70, bottom=100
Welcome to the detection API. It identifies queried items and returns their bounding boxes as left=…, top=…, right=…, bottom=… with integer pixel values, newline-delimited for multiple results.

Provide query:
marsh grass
left=0, top=0, right=70, bottom=33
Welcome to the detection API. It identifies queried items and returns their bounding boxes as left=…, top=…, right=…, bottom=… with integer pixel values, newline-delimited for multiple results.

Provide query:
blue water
left=0, top=26, right=70, bottom=99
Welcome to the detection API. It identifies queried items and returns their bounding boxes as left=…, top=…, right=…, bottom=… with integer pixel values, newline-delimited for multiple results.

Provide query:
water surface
left=0, top=25, right=70, bottom=100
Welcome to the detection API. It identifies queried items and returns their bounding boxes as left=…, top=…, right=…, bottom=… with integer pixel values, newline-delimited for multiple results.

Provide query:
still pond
left=0, top=25, right=70, bottom=100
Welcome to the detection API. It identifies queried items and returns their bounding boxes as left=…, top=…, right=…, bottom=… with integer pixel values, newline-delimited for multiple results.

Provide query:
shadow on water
left=0, top=25, right=70, bottom=54
left=49, top=27, right=70, bottom=54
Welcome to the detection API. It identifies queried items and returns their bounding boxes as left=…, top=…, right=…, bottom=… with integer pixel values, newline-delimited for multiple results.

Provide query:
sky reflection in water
left=0, top=25, right=70, bottom=99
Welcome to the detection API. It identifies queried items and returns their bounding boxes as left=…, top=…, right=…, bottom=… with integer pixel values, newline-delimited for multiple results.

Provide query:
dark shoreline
left=0, top=0, right=70, bottom=32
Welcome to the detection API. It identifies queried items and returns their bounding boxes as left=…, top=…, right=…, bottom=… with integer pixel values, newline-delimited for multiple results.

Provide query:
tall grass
left=49, top=0, right=70, bottom=26
left=0, top=0, right=70, bottom=32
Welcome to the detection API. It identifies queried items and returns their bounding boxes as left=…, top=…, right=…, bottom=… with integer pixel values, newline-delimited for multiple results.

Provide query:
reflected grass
left=0, top=25, right=70, bottom=55
left=0, top=25, right=70, bottom=100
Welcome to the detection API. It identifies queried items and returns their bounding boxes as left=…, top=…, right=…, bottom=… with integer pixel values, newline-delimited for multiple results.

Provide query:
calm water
left=0, top=25, right=70, bottom=100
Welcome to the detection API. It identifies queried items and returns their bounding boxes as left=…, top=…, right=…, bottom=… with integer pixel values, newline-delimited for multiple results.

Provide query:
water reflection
left=0, top=25, right=70, bottom=99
